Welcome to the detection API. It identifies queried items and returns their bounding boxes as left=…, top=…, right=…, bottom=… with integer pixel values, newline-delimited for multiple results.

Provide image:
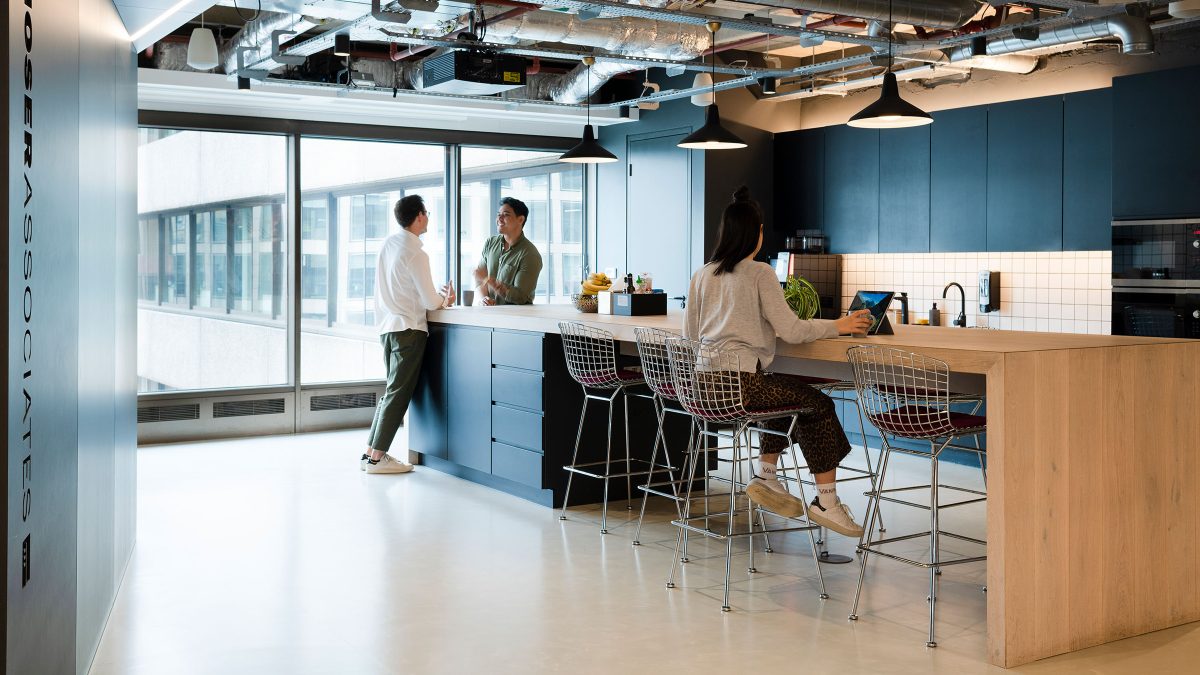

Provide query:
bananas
left=580, top=273, right=612, bottom=296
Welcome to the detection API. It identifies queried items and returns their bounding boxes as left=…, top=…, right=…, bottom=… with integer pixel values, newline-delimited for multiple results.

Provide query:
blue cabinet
left=446, top=326, right=492, bottom=473
left=1112, top=65, right=1200, bottom=219
left=879, top=125, right=931, bottom=252
left=986, top=96, right=1064, bottom=252
left=930, top=107, right=988, bottom=252
left=775, top=128, right=825, bottom=231
left=824, top=125, right=879, bottom=253
left=1064, top=88, right=1113, bottom=250
left=410, top=325, right=447, bottom=460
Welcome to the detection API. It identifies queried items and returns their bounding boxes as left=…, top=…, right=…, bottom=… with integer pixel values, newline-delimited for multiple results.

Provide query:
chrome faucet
left=942, top=282, right=966, bottom=327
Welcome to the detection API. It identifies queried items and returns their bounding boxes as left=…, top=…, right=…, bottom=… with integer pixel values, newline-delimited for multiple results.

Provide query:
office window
left=299, top=137, right=447, bottom=384
left=136, top=129, right=288, bottom=392
left=460, top=148, right=583, bottom=305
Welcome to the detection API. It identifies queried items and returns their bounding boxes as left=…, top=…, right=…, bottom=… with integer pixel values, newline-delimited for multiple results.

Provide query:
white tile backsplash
left=838, top=251, right=1112, bottom=335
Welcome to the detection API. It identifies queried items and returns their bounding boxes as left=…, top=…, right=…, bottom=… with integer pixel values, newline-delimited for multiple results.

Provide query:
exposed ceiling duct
left=480, top=11, right=710, bottom=102
left=750, top=0, right=984, bottom=30
left=946, top=12, right=1155, bottom=59
left=219, top=12, right=323, bottom=76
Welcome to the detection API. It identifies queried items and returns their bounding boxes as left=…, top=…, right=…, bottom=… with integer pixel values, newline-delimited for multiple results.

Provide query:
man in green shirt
left=472, top=196, right=544, bottom=305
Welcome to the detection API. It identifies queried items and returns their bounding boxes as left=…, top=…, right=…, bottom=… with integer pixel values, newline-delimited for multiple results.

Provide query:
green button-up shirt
left=477, top=232, right=543, bottom=305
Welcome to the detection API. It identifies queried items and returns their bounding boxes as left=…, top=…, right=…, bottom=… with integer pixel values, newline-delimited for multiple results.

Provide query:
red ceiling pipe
left=915, top=8, right=1006, bottom=40
left=807, top=15, right=867, bottom=30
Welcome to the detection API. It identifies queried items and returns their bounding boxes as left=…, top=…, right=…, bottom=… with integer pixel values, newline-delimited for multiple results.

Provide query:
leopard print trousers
left=740, top=371, right=851, bottom=474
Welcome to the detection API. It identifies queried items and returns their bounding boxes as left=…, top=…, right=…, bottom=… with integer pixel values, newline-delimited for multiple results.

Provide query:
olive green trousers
left=367, top=329, right=428, bottom=453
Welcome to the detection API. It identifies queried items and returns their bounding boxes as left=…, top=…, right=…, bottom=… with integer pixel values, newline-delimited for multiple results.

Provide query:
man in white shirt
left=362, top=195, right=454, bottom=474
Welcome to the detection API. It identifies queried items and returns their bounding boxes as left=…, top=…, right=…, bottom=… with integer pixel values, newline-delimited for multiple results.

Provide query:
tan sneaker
left=365, top=453, right=414, bottom=474
left=746, top=476, right=806, bottom=518
left=807, top=498, right=864, bottom=538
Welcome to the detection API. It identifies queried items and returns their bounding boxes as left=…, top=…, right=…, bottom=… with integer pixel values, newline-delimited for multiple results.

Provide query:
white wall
left=840, top=251, right=1113, bottom=334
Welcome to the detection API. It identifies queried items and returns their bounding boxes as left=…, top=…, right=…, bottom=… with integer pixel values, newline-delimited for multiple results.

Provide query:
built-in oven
left=1111, top=287, right=1200, bottom=339
left=1111, top=218, right=1200, bottom=284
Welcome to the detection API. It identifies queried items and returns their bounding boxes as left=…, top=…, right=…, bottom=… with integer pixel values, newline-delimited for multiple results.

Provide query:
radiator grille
left=310, top=392, right=378, bottom=412
left=213, top=398, right=286, bottom=418
left=137, top=404, right=201, bottom=424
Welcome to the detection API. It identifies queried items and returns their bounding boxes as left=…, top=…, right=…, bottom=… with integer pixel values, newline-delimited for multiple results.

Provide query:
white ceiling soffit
left=138, top=68, right=638, bottom=136
left=118, top=0, right=219, bottom=51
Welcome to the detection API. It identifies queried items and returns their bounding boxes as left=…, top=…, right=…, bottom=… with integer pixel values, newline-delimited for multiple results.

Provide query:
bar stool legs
left=558, top=387, right=625, bottom=534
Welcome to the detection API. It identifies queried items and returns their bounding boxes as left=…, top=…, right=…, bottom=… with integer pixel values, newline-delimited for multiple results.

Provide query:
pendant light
left=186, top=14, right=219, bottom=71
left=846, top=0, right=932, bottom=129
left=559, top=57, right=619, bottom=164
left=678, top=22, right=747, bottom=151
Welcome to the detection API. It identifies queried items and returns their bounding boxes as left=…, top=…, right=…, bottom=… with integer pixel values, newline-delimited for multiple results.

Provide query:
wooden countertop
left=428, top=304, right=1189, bottom=374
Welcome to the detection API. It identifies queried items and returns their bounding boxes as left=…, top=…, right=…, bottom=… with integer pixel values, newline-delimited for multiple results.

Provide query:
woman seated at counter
left=683, top=186, right=872, bottom=538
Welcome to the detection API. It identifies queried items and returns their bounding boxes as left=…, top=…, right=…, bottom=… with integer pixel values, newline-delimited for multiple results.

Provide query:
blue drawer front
left=492, top=330, right=543, bottom=371
left=491, top=404, right=543, bottom=452
left=492, top=442, right=543, bottom=488
left=492, top=367, right=543, bottom=412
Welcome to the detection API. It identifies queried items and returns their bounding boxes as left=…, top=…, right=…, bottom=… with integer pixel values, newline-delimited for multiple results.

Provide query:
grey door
left=627, top=132, right=691, bottom=298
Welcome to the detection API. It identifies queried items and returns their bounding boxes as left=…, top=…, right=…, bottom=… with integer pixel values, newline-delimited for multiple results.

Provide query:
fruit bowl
left=573, top=293, right=599, bottom=313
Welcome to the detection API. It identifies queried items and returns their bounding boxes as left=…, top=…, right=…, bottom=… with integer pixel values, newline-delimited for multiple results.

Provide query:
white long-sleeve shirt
left=375, top=228, right=446, bottom=335
left=683, top=259, right=838, bottom=372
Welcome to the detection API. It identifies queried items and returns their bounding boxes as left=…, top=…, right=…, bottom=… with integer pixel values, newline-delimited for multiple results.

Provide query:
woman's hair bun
left=731, top=186, right=752, bottom=203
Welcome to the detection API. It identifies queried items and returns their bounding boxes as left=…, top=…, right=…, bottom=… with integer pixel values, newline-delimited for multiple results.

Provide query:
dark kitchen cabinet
left=824, top=125, right=880, bottom=253
left=775, top=128, right=825, bottom=231
left=930, top=107, right=988, bottom=252
left=409, top=325, right=447, bottom=460
left=1112, top=65, right=1200, bottom=219
left=986, top=96, right=1064, bottom=252
left=1064, top=88, right=1113, bottom=250
left=879, top=125, right=931, bottom=253
left=445, top=325, right=492, bottom=473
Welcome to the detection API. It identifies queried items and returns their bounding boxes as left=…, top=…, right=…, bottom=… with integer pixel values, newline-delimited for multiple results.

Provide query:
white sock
left=756, top=458, right=778, bottom=480
left=816, top=482, right=838, bottom=509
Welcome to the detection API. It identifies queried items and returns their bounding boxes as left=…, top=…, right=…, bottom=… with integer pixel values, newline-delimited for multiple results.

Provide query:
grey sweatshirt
left=683, top=259, right=839, bottom=372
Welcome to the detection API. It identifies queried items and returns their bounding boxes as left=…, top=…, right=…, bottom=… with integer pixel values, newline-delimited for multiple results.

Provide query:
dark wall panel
left=824, top=126, right=879, bottom=253
left=1063, top=88, right=1112, bottom=250
left=878, top=125, right=931, bottom=253
left=986, top=96, right=1064, bottom=252
left=930, top=107, right=988, bottom=252
left=774, top=128, right=823, bottom=235
left=597, top=75, right=703, bottom=284
left=705, top=120, right=774, bottom=259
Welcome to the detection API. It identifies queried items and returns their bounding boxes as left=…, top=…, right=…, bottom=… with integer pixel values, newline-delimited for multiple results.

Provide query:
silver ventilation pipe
left=946, top=12, right=1155, bottom=60
left=751, top=0, right=983, bottom=30
left=219, top=12, right=321, bottom=76
left=480, top=12, right=710, bottom=103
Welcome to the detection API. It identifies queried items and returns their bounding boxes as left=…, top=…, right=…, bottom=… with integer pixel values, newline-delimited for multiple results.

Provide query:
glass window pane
left=136, top=129, right=289, bottom=393
left=299, top=137, right=447, bottom=384
left=460, top=147, right=583, bottom=305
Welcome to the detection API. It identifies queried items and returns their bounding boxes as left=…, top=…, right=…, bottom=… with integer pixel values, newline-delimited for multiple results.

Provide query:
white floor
left=89, top=430, right=1200, bottom=675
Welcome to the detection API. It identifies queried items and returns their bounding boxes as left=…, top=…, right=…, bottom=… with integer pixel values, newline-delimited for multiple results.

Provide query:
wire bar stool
left=630, top=327, right=692, bottom=546
left=664, top=336, right=829, bottom=612
left=845, top=345, right=988, bottom=648
left=558, top=321, right=660, bottom=534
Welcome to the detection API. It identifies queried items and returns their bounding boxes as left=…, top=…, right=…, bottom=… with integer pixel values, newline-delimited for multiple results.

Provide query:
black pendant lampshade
left=678, top=21, right=747, bottom=151
left=847, top=71, right=933, bottom=129
left=678, top=105, right=748, bottom=149
left=560, top=57, right=619, bottom=164
left=559, top=124, right=618, bottom=163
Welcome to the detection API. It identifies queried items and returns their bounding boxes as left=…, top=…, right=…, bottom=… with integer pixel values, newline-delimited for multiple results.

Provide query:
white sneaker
left=365, top=453, right=414, bottom=475
left=746, top=476, right=805, bottom=518
left=360, top=454, right=369, bottom=471
left=807, top=498, right=864, bottom=538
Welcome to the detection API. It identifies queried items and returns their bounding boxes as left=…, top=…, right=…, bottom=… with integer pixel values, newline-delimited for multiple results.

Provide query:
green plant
left=784, top=275, right=821, bottom=320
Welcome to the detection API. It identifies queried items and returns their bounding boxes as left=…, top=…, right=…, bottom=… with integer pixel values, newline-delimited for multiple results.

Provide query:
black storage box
left=612, top=292, right=667, bottom=316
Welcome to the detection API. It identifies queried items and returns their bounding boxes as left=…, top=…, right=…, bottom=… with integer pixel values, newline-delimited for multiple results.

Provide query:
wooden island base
left=415, top=305, right=1200, bottom=668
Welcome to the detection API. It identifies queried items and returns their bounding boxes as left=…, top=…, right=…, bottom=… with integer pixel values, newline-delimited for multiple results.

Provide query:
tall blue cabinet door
left=1112, top=65, right=1200, bottom=219
left=409, top=325, right=447, bottom=459
left=775, top=128, right=824, bottom=232
left=879, top=125, right=931, bottom=252
left=445, top=326, right=492, bottom=473
left=824, top=125, right=879, bottom=253
left=986, top=96, right=1064, bottom=252
left=931, top=107, right=987, bottom=252
left=1063, top=88, right=1113, bottom=250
